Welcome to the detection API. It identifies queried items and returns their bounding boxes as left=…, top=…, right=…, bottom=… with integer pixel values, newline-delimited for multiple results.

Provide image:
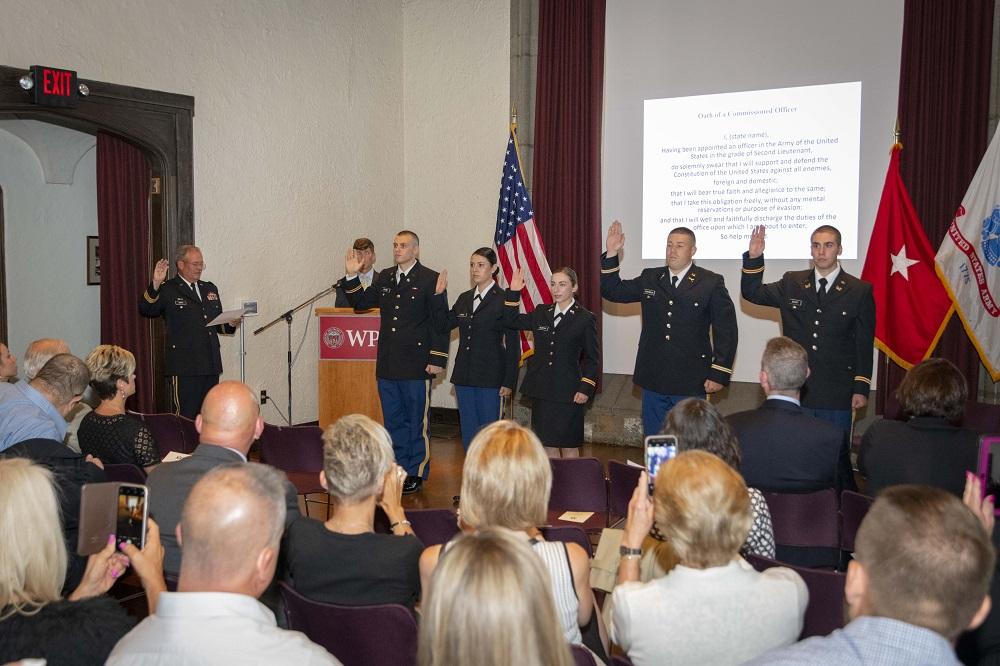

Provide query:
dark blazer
left=728, top=398, right=855, bottom=493
left=859, top=416, right=980, bottom=497
left=741, top=253, right=875, bottom=410
left=146, top=444, right=300, bottom=575
left=334, top=269, right=381, bottom=308
left=503, top=290, right=600, bottom=403
left=343, top=261, right=450, bottom=380
left=139, top=275, right=234, bottom=376
left=433, top=283, right=519, bottom=390
left=601, top=253, right=738, bottom=395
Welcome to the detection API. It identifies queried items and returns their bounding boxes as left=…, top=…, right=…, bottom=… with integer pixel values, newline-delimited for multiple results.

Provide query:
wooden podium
left=315, top=308, right=383, bottom=428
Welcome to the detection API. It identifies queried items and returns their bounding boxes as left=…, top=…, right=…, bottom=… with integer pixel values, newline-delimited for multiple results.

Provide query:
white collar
left=475, top=281, right=496, bottom=298
left=814, top=263, right=841, bottom=289
left=555, top=299, right=575, bottom=316
left=766, top=394, right=801, bottom=407
left=669, top=263, right=693, bottom=283
left=396, top=260, right=417, bottom=278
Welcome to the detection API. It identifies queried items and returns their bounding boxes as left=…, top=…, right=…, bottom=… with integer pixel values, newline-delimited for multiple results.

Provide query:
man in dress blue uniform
left=139, top=245, right=235, bottom=419
left=741, top=225, right=875, bottom=433
left=601, top=221, right=738, bottom=436
left=343, top=230, right=448, bottom=494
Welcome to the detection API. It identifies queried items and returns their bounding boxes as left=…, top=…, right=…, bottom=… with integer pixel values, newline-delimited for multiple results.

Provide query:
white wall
left=0, top=0, right=509, bottom=421
left=0, top=129, right=100, bottom=361
left=402, top=0, right=511, bottom=407
left=602, top=0, right=904, bottom=384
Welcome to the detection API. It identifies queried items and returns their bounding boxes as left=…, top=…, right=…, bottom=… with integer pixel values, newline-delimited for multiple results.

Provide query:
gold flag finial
left=511, top=105, right=518, bottom=132
left=893, top=118, right=902, bottom=150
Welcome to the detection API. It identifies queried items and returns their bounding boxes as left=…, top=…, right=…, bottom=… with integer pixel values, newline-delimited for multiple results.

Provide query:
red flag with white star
left=861, top=145, right=953, bottom=368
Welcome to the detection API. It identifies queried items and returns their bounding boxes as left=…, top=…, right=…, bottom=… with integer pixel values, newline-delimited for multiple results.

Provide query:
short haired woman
left=859, top=357, right=979, bottom=497
left=611, top=451, right=806, bottom=665
left=284, top=414, right=423, bottom=609
left=418, top=528, right=573, bottom=666
left=78, top=345, right=159, bottom=472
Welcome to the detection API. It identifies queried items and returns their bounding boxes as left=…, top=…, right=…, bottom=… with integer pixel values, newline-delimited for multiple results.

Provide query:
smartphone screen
left=644, top=435, right=678, bottom=490
left=116, top=484, right=148, bottom=549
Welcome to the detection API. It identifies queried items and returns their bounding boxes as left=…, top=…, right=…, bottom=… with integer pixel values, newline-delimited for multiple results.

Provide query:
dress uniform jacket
left=433, top=283, right=519, bottom=390
left=741, top=253, right=875, bottom=409
left=343, top=261, right=449, bottom=380
left=334, top=269, right=381, bottom=308
left=600, top=253, right=738, bottom=396
left=503, top=290, right=600, bottom=404
left=139, top=276, right=232, bottom=376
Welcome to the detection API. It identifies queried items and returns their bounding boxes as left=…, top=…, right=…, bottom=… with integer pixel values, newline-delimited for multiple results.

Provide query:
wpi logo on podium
left=319, top=314, right=380, bottom=361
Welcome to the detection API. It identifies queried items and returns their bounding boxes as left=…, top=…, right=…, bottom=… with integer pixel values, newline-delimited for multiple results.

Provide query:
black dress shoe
left=403, top=476, right=423, bottom=494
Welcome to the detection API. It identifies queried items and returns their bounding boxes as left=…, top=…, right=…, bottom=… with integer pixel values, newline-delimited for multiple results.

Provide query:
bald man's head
left=195, top=381, right=263, bottom=453
left=177, top=463, right=287, bottom=595
left=23, top=338, right=70, bottom=381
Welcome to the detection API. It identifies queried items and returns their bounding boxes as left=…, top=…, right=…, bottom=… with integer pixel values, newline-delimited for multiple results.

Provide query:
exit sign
left=31, top=65, right=77, bottom=107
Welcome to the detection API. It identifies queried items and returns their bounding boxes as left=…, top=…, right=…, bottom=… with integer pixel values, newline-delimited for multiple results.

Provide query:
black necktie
left=191, top=281, right=201, bottom=302
left=671, top=275, right=679, bottom=289
left=818, top=277, right=828, bottom=303
left=473, top=293, right=482, bottom=311
left=553, top=312, right=563, bottom=327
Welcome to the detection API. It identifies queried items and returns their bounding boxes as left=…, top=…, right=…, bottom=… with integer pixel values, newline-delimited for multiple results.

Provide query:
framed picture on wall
left=87, top=236, right=100, bottom=285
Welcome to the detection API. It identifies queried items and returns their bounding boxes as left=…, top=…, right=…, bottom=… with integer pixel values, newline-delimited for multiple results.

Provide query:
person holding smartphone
left=504, top=268, right=600, bottom=458
left=432, top=247, right=520, bottom=450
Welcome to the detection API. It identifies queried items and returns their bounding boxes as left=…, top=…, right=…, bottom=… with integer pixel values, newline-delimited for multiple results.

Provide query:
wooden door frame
left=0, top=64, right=194, bottom=409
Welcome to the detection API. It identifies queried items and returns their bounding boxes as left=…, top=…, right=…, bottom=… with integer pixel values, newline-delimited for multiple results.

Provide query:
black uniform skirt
left=531, top=397, right=584, bottom=448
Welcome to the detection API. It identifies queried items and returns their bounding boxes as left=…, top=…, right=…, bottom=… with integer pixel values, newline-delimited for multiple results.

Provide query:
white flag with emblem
left=936, top=126, right=1000, bottom=379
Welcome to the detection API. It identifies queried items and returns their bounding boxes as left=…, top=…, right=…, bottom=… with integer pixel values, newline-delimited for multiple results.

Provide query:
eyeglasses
left=185, top=261, right=206, bottom=268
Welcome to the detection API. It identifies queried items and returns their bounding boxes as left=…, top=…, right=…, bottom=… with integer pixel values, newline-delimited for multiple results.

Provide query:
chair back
left=139, top=413, right=191, bottom=458
left=744, top=553, right=847, bottom=639
left=608, top=460, right=641, bottom=519
left=541, top=525, right=593, bottom=557
left=407, top=509, right=460, bottom=547
left=839, top=490, right=874, bottom=553
left=610, top=656, right=635, bottom=666
left=761, top=489, right=840, bottom=549
left=279, top=582, right=417, bottom=666
left=103, top=463, right=146, bottom=484
left=549, top=457, right=608, bottom=514
left=175, top=415, right=200, bottom=451
left=571, top=645, right=598, bottom=666
left=259, top=423, right=324, bottom=472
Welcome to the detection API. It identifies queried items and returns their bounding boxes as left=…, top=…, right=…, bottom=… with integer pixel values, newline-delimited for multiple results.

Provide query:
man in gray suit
left=147, top=380, right=299, bottom=575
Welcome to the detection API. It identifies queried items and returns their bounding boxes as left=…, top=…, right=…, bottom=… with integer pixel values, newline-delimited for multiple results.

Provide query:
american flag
left=495, top=126, right=553, bottom=358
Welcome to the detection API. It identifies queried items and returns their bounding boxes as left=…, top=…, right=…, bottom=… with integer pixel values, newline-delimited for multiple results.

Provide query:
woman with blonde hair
left=285, top=414, right=423, bottom=609
left=419, top=420, right=601, bottom=652
left=0, top=458, right=165, bottom=664
left=78, top=344, right=159, bottom=472
left=419, top=528, right=573, bottom=666
left=611, top=450, right=807, bottom=665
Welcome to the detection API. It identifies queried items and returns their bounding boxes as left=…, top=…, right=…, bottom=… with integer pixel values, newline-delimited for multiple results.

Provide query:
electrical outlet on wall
left=259, top=389, right=268, bottom=404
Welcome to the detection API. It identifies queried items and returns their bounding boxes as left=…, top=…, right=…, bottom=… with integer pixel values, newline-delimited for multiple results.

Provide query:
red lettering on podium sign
left=319, top=314, right=379, bottom=361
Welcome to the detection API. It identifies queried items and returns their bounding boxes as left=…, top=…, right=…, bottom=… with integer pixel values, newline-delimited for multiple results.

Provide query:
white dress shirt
left=107, top=591, right=340, bottom=665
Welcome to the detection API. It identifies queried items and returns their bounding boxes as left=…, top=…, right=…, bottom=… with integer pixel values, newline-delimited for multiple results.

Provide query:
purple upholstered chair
left=839, top=490, right=874, bottom=553
left=279, top=582, right=417, bottom=666
left=572, top=645, right=599, bottom=665
left=137, top=412, right=190, bottom=459
left=258, top=423, right=327, bottom=516
left=103, top=463, right=147, bottom=485
left=541, top=525, right=593, bottom=557
left=608, top=460, right=642, bottom=525
left=744, top=553, right=847, bottom=639
left=610, top=656, right=635, bottom=666
left=406, top=508, right=460, bottom=547
left=548, top=457, right=609, bottom=534
left=761, top=488, right=841, bottom=567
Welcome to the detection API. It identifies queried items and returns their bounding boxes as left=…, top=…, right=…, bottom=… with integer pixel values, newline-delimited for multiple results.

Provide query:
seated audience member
left=20, top=338, right=98, bottom=453
left=78, top=345, right=159, bottom=473
left=146, top=380, right=299, bottom=575
left=745, top=485, right=995, bottom=665
left=0, top=353, right=89, bottom=452
left=0, top=342, right=17, bottom=382
left=285, top=414, right=422, bottom=609
left=419, top=421, right=600, bottom=652
left=727, top=336, right=854, bottom=492
left=611, top=451, right=807, bottom=666
left=663, top=398, right=775, bottom=559
left=107, top=464, right=339, bottom=665
left=859, top=358, right=978, bottom=497
left=0, top=458, right=164, bottom=665
left=419, top=528, right=574, bottom=666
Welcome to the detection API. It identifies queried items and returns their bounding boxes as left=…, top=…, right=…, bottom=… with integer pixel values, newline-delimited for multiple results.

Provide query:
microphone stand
left=253, top=281, right=341, bottom=424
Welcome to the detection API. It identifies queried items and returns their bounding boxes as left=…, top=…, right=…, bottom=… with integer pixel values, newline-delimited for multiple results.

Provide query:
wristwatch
left=619, top=545, right=642, bottom=558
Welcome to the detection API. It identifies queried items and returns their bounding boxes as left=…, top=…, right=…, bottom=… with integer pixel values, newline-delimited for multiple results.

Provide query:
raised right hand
left=435, top=269, right=448, bottom=295
left=622, top=471, right=654, bottom=549
left=152, top=258, right=169, bottom=289
left=345, top=248, right=363, bottom=275
left=509, top=269, right=525, bottom=292
left=748, top=225, right=766, bottom=258
left=606, top=220, right=625, bottom=255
